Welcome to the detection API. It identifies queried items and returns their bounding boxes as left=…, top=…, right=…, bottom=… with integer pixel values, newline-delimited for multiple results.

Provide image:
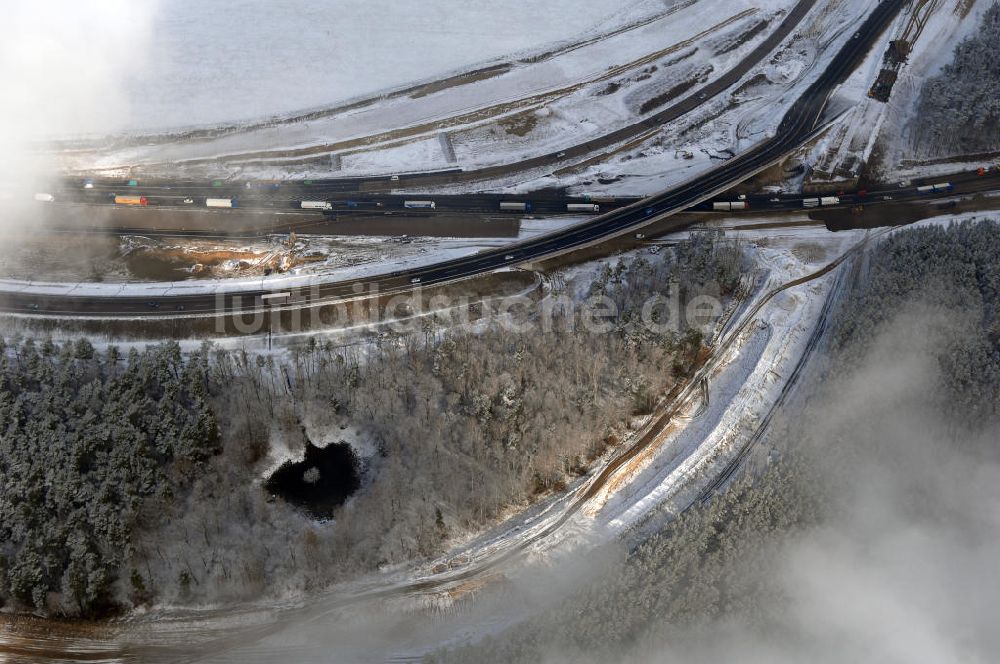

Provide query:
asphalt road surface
left=0, top=0, right=912, bottom=318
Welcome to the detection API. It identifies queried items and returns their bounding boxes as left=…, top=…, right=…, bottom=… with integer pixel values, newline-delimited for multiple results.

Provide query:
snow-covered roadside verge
left=572, top=212, right=1000, bottom=542
left=60, top=0, right=886, bottom=192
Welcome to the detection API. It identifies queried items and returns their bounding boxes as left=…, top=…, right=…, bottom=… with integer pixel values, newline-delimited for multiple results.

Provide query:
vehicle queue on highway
left=16, top=167, right=996, bottom=217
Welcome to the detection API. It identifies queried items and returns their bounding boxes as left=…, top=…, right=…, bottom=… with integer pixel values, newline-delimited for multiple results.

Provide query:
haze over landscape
left=1, top=1, right=999, bottom=662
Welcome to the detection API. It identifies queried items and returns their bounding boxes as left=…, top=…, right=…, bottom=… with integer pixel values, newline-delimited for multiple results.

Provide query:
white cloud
left=0, top=1, right=159, bottom=182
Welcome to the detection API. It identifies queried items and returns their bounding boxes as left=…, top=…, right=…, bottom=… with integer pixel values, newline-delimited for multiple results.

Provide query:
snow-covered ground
left=591, top=227, right=861, bottom=532
left=802, top=0, right=996, bottom=186
left=61, top=0, right=679, bottom=135
left=539, top=0, right=888, bottom=197
left=878, top=0, right=996, bottom=178
left=48, top=0, right=964, bottom=201
left=61, top=0, right=794, bottom=176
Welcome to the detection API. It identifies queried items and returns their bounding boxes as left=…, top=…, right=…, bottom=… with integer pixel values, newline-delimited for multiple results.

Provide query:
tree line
left=0, top=233, right=742, bottom=616
left=910, top=3, right=1000, bottom=159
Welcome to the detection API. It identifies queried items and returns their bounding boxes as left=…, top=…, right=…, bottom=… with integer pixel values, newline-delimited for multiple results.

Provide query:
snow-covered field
left=61, top=0, right=677, bottom=135
left=61, top=0, right=795, bottom=175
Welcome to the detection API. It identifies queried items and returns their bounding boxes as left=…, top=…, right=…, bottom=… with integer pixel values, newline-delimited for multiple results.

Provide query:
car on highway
left=505, top=255, right=515, bottom=261
left=183, top=198, right=194, bottom=204
left=645, top=207, right=654, bottom=216
left=635, top=233, right=646, bottom=240
left=146, top=301, right=160, bottom=309
left=410, top=277, right=421, bottom=284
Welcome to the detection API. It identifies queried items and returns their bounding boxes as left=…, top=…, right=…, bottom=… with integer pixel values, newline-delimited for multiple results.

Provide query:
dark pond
left=264, top=442, right=360, bottom=518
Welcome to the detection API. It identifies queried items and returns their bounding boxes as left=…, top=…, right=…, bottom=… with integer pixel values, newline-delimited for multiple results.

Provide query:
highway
left=36, top=188, right=636, bottom=218
left=17, top=166, right=1000, bottom=241
left=0, top=0, right=911, bottom=318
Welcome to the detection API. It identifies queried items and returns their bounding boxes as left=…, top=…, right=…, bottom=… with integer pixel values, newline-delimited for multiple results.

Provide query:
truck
left=802, top=198, right=820, bottom=208
left=712, top=201, right=749, bottom=211
left=206, top=198, right=237, bottom=208
left=404, top=200, right=436, bottom=209
left=916, top=182, right=953, bottom=194
left=820, top=196, right=840, bottom=206
left=34, top=193, right=54, bottom=202
left=567, top=203, right=600, bottom=213
left=260, top=292, right=291, bottom=306
left=114, top=195, right=148, bottom=206
left=499, top=201, right=532, bottom=212
left=300, top=200, right=333, bottom=211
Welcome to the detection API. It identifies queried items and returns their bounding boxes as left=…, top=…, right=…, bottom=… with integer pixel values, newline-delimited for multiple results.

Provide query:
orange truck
left=114, top=195, right=148, bottom=206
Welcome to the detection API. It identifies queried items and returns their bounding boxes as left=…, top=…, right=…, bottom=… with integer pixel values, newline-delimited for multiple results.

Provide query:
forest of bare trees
left=909, top=2, right=1000, bottom=159
left=0, top=234, right=742, bottom=616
